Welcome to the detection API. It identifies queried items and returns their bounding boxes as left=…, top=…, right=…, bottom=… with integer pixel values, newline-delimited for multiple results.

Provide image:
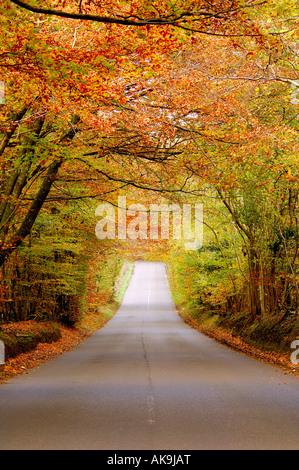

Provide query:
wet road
left=0, top=261, right=299, bottom=450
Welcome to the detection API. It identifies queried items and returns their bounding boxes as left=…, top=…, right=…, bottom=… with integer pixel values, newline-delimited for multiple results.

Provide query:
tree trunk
left=0, top=158, right=63, bottom=268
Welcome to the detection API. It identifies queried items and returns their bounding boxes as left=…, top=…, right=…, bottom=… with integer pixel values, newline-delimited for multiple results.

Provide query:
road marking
left=142, top=293, right=156, bottom=426
left=147, top=394, right=156, bottom=425
left=142, top=335, right=156, bottom=425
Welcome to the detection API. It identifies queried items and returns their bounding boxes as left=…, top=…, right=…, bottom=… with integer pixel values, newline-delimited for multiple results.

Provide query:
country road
left=0, top=261, right=299, bottom=450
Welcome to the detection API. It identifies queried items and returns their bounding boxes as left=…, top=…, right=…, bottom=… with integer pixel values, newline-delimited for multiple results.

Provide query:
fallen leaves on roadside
left=184, top=315, right=299, bottom=377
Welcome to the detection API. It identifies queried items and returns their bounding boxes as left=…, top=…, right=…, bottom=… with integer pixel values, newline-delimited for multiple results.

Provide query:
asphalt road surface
left=1, top=261, right=299, bottom=450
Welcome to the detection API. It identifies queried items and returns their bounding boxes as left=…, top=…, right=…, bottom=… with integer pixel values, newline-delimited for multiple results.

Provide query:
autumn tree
left=0, top=0, right=268, bottom=267
left=152, top=2, right=299, bottom=328
left=2, top=0, right=298, bottom=332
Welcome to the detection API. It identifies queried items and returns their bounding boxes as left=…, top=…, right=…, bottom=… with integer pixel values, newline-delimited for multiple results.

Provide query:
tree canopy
left=1, top=0, right=299, bottom=341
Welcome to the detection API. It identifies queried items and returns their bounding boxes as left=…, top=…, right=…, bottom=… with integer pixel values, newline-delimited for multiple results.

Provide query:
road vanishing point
left=0, top=261, right=299, bottom=450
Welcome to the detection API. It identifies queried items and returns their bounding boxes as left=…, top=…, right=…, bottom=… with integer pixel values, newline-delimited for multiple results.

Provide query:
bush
left=0, top=322, right=61, bottom=360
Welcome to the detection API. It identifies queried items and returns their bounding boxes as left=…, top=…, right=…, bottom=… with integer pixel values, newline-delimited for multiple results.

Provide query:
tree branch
left=9, top=0, right=263, bottom=33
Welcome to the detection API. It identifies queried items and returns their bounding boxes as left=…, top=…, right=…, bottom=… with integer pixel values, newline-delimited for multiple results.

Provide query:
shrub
left=0, top=322, right=61, bottom=360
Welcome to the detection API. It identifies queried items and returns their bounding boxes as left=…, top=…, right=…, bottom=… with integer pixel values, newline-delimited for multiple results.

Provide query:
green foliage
left=0, top=199, right=92, bottom=325
left=113, top=262, right=134, bottom=304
